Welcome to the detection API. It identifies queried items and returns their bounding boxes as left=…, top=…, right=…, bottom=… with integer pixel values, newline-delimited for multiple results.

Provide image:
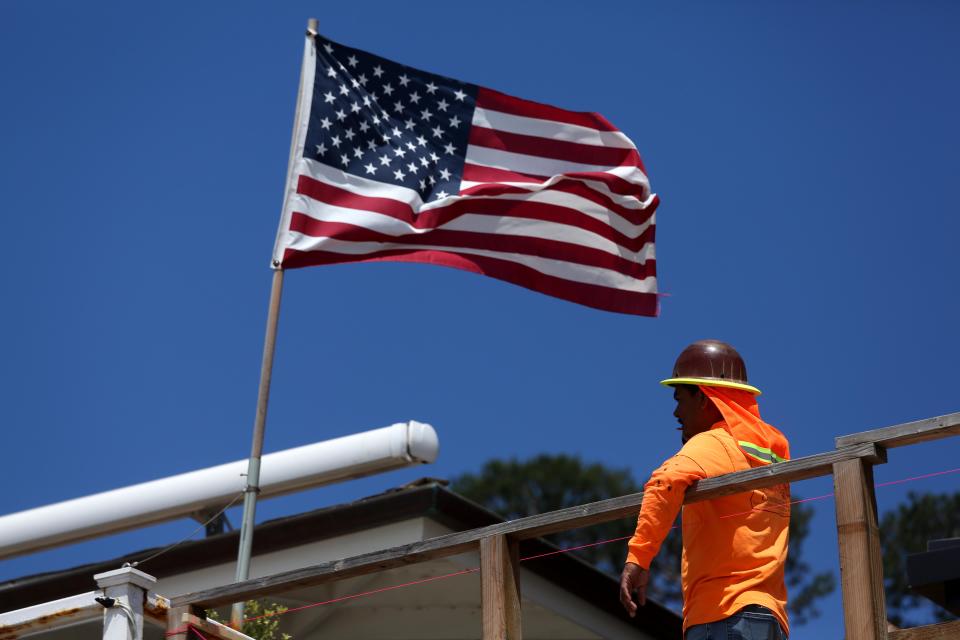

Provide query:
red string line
left=189, top=627, right=210, bottom=640
left=519, top=535, right=634, bottom=562
left=164, top=625, right=209, bottom=639
left=236, top=465, right=960, bottom=624
left=874, top=467, right=960, bottom=488
left=243, top=567, right=479, bottom=622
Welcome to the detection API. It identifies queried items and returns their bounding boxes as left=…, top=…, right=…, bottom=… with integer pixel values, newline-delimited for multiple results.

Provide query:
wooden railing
left=167, top=412, right=960, bottom=640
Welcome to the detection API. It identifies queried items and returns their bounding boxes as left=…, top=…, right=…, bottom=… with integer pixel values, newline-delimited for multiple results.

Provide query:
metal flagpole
left=230, top=17, right=318, bottom=629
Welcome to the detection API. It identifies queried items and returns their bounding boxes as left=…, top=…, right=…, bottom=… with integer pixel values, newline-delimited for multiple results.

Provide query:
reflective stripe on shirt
left=738, top=440, right=786, bottom=465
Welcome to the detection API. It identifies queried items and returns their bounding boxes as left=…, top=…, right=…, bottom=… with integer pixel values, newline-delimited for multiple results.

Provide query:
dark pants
left=685, top=605, right=787, bottom=640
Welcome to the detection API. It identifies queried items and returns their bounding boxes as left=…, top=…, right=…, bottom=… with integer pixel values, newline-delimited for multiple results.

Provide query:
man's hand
left=619, top=562, right=649, bottom=617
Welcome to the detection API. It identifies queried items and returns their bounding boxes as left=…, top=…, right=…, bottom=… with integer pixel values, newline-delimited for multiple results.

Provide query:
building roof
left=0, top=479, right=681, bottom=638
left=906, top=537, right=960, bottom=616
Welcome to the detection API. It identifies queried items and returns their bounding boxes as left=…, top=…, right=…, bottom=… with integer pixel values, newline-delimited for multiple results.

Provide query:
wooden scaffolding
left=167, top=412, right=960, bottom=640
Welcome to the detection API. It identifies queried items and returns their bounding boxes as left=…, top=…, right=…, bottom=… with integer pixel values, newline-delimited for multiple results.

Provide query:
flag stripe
left=463, top=145, right=638, bottom=187
left=282, top=247, right=659, bottom=315
left=284, top=232, right=656, bottom=293
left=458, top=171, right=658, bottom=225
left=472, top=106, right=636, bottom=149
left=461, top=163, right=545, bottom=185
left=475, top=87, right=620, bottom=133
left=288, top=215, right=655, bottom=278
left=468, top=126, right=643, bottom=168
left=291, top=184, right=654, bottom=255
left=295, top=172, right=654, bottom=246
left=464, top=145, right=612, bottom=178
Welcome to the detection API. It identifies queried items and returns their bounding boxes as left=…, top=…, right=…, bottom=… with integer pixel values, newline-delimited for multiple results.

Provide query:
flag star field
left=307, top=35, right=474, bottom=202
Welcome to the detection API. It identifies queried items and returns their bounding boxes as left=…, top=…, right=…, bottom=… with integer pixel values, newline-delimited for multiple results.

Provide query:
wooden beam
left=172, top=442, right=883, bottom=609
left=888, top=620, right=960, bottom=640
left=182, top=613, right=257, bottom=640
left=500, top=441, right=883, bottom=540
left=835, top=412, right=960, bottom=449
left=481, top=535, right=522, bottom=640
left=834, top=458, right=886, bottom=640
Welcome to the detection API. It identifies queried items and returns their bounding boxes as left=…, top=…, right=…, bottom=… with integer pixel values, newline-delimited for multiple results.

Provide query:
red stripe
left=447, top=199, right=655, bottom=253
left=476, top=87, right=619, bottom=133
left=282, top=248, right=659, bottom=316
left=461, top=163, right=546, bottom=185
left=298, top=172, right=654, bottom=246
left=460, top=182, right=539, bottom=197
left=288, top=214, right=656, bottom=278
left=462, top=157, right=646, bottom=199
left=550, top=182, right=658, bottom=227
left=460, top=166, right=657, bottom=226
left=433, top=198, right=655, bottom=253
left=469, top=126, right=642, bottom=168
left=560, top=171, right=646, bottom=198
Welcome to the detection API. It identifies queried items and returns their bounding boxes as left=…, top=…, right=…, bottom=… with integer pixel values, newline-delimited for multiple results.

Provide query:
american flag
left=272, top=32, right=659, bottom=316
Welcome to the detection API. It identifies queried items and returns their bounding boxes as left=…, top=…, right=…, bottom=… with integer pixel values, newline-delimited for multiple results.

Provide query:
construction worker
left=619, top=340, right=791, bottom=639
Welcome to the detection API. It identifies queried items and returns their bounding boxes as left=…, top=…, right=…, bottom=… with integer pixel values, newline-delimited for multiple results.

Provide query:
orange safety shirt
left=626, top=386, right=791, bottom=635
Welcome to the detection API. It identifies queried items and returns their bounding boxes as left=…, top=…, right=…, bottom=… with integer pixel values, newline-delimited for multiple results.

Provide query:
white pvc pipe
left=0, top=421, right=438, bottom=560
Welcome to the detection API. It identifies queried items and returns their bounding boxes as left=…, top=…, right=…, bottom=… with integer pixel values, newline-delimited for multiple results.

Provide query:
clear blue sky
left=2, top=1, right=958, bottom=635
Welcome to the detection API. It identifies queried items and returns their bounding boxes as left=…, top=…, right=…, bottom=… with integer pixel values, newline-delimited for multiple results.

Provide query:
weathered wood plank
left=514, top=441, right=884, bottom=540
left=887, top=619, right=960, bottom=640
left=172, top=442, right=882, bottom=609
left=835, top=412, right=960, bottom=449
left=481, top=535, right=522, bottom=640
left=182, top=613, right=257, bottom=640
left=834, top=458, right=886, bottom=640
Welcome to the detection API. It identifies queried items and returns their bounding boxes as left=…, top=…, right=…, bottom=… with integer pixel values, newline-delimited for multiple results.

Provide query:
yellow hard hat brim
left=660, top=377, right=762, bottom=396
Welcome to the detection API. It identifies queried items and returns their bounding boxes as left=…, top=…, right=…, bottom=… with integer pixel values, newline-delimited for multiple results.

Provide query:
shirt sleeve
left=625, top=445, right=710, bottom=569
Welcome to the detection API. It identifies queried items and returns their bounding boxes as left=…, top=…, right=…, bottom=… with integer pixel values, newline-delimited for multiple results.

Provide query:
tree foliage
left=452, top=453, right=834, bottom=625
left=207, top=600, right=292, bottom=640
left=880, top=491, right=960, bottom=627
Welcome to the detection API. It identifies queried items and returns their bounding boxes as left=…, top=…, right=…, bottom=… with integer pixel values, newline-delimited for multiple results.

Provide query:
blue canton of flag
left=305, top=35, right=474, bottom=203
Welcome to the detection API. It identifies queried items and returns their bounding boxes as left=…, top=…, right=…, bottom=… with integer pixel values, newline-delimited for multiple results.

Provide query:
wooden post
left=833, top=457, right=887, bottom=640
left=166, top=605, right=191, bottom=640
left=480, top=535, right=522, bottom=640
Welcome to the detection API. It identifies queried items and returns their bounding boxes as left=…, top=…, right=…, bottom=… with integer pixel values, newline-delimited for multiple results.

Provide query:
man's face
left=672, top=385, right=716, bottom=444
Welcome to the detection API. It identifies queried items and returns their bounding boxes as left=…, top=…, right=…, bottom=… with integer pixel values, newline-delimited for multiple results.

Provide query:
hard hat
left=660, top=339, right=761, bottom=395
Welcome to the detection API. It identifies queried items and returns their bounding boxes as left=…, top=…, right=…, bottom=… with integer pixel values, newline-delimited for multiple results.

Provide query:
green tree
left=207, top=601, right=292, bottom=640
left=452, top=454, right=834, bottom=624
left=880, top=491, right=960, bottom=627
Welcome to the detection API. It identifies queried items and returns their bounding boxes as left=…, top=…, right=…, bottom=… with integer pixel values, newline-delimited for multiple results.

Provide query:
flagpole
left=230, top=269, right=283, bottom=628
left=230, top=17, right=317, bottom=629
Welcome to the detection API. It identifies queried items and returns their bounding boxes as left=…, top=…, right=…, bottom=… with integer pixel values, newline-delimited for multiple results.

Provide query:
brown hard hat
left=660, top=339, right=761, bottom=395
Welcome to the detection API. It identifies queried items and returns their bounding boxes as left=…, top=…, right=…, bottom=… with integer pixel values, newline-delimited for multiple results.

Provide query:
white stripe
left=456, top=181, right=654, bottom=227
left=453, top=189, right=654, bottom=239
left=473, top=106, right=636, bottom=149
left=288, top=194, right=655, bottom=263
left=439, top=214, right=655, bottom=264
left=284, top=232, right=658, bottom=294
left=461, top=161, right=654, bottom=210
left=464, top=145, right=650, bottom=189
left=465, top=144, right=618, bottom=178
